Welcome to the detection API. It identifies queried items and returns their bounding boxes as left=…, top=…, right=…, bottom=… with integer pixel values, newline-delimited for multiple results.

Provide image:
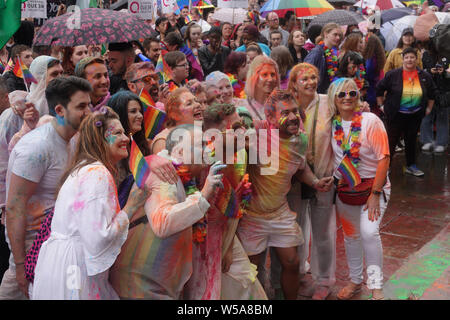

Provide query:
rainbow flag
left=144, top=104, right=166, bottom=140
left=129, top=138, right=151, bottom=188
left=139, top=88, right=155, bottom=111
left=337, top=155, right=361, bottom=188
left=13, top=57, right=37, bottom=85
left=2, top=58, right=13, bottom=75
left=155, top=54, right=170, bottom=85
left=184, top=14, right=193, bottom=24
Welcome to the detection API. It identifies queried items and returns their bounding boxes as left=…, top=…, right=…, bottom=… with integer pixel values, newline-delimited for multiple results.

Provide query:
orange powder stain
left=339, top=215, right=356, bottom=237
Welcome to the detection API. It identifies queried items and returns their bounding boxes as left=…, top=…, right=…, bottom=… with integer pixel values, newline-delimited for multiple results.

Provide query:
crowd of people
left=0, top=0, right=449, bottom=301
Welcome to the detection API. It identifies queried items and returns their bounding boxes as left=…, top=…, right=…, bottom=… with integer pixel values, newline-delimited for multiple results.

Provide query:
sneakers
left=434, top=145, right=445, bottom=153
left=404, top=165, right=424, bottom=177
left=421, top=143, right=433, bottom=152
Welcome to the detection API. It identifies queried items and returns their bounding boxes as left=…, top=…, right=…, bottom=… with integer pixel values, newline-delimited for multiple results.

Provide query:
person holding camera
left=419, top=45, right=450, bottom=153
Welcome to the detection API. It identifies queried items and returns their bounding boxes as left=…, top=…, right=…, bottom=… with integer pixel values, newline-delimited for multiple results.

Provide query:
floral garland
left=333, top=107, right=362, bottom=168
left=176, top=164, right=207, bottom=243
left=318, top=41, right=339, bottom=84
left=226, top=73, right=246, bottom=99
left=354, top=64, right=366, bottom=90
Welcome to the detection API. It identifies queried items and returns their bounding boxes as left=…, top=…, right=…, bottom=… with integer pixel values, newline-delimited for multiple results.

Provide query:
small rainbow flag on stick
left=129, top=138, right=151, bottom=188
left=155, top=54, right=171, bottom=85
left=337, top=155, right=361, bottom=188
left=139, top=88, right=155, bottom=111
left=13, top=57, right=37, bottom=87
left=144, top=104, right=167, bottom=140
left=2, top=58, right=13, bottom=75
left=185, top=14, right=193, bottom=24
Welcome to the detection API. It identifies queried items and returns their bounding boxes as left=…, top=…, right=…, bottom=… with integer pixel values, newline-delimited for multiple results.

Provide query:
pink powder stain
left=73, top=200, right=85, bottom=212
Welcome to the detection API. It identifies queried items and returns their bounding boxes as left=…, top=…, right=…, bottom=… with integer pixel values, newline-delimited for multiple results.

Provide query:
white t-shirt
left=332, top=112, right=390, bottom=179
left=6, top=122, right=69, bottom=232
left=0, top=109, right=24, bottom=208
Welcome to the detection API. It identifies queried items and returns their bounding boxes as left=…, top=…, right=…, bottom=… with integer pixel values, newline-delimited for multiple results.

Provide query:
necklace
left=333, top=107, right=362, bottom=168
left=354, top=64, right=366, bottom=90
left=319, top=41, right=339, bottom=83
left=226, top=73, right=246, bottom=99
left=176, top=165, right=207, bottom=243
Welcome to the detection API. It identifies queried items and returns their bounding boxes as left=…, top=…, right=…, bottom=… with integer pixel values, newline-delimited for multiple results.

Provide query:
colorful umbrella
left=33, top=8, right=155, bottom=46
left=259, top=0, right=334, bottom=18
left=309, top=9, right=365, bottom=26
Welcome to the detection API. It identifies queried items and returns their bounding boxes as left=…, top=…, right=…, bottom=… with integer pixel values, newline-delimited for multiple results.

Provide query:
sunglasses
left=336, top=90, right=358, bottom=99
left=132, top=74, right=159, bottom=83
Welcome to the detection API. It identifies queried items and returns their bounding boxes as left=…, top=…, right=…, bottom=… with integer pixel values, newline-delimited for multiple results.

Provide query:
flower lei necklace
left=176, top=164, right=207, bottom=243
left=354, top=64, right=366, bottom=90
left=319, top=41, right=339, bottom=83
left=333, top=106, right=362, bottom=168
left=226, top=73, right=246, bottom=99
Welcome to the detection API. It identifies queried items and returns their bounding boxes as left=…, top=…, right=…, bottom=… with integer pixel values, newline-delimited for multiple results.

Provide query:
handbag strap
left=309, top=96, right=320, bottom=172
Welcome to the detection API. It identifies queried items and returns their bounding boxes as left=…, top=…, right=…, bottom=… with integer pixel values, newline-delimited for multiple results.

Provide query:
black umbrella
left=309, top=9, right=364, bottom=27
left=327, top=0, right=357, bottom=5
left=380, top=7, right=414, bottom=24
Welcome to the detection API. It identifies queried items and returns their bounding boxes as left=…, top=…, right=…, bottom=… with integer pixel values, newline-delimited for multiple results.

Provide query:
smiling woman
left=107, top=91, right=150, bottom=188
left=32, top=108, right=150, bottom=300
left=151, top=87, right=205, bottom=155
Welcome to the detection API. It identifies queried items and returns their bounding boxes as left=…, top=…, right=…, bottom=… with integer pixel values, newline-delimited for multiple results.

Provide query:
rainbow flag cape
left=13, top=57, right=37, bottom=85
left=337, top=155, right=361, bottom=188
left=155, top=54, right=170, bottom=85
left=139, top=88, right=155, bottom=111
left=143, top=104, right=167, bottom=140
left=129, top=138, right=151, bottom=188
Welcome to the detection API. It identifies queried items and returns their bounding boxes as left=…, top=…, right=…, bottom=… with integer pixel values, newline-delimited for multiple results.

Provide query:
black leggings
left=386, top=111, right=423, bottom=167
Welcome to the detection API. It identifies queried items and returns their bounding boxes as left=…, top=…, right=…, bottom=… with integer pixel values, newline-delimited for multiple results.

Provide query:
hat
left=401, top=27, right=414, bottom=37
left=108, top=42, right=133, bottom=52
left=74, top=56, right=104, bottom=78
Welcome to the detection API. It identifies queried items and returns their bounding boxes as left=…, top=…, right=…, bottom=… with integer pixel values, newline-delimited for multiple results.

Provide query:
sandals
left=336, top=283, right=362, bottom=300
left=369, top=289, right=385, bottom=300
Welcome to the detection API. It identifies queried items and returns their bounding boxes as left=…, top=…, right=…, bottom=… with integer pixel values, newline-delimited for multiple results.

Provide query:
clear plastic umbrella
left=211, top=8, right=249, bottom=24
left=380, top=12, right=450, bottom=52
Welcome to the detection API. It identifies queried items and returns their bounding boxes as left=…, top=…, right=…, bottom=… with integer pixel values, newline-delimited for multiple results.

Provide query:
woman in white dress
left=32, top=107, right=149, bottom=300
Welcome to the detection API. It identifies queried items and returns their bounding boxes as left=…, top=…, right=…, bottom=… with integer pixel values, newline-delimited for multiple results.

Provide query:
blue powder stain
left=56, top=114, right=65, bottom=126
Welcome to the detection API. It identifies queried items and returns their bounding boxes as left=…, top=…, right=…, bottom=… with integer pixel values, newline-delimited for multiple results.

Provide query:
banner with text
left=22, top=0, right=47, bottom=19
left=128, top=0, right=154, bottom=19
left=217, top=0, right=248, bottom=8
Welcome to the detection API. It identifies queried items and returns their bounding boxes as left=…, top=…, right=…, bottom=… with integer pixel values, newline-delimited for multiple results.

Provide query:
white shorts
left=237, top=208, right=304, bottom=256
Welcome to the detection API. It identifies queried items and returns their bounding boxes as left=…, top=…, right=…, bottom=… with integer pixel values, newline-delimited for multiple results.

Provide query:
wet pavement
left=296, top=149, right=450, bottom=300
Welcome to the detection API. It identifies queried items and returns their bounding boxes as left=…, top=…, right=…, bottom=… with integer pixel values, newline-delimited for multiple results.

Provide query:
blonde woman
left=328, top=78, right=390, bottom=300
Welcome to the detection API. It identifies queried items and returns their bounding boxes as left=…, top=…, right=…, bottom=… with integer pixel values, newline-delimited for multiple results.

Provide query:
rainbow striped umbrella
left=260, top=0, right=334, bottom=18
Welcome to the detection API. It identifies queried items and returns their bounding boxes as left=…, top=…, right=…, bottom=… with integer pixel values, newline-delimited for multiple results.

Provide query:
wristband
left=312, top=178, right=320, bottom=188
left=372, top=190, right=382, bottom=196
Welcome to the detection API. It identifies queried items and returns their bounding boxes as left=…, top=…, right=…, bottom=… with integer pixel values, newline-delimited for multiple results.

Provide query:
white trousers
left=291, top=186, right=336, bottom=286
left=336, top=183, right=391, bottom=290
